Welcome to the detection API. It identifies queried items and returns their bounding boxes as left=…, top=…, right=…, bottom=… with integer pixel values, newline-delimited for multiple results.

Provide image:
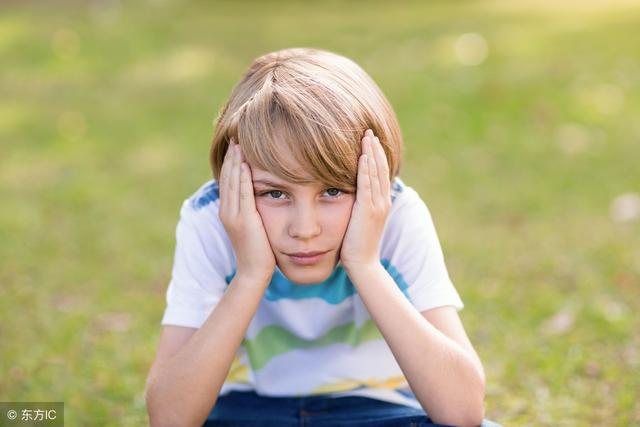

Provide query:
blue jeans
left=204, top=390, right=501, bottom=427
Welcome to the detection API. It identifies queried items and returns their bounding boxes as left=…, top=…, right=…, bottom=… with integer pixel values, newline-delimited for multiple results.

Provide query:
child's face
left=250, top=163, right=356, bottom=285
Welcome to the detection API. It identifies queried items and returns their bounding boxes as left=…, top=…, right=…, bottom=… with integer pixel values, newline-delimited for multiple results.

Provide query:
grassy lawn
left=1, top=1, right=639, bottom=425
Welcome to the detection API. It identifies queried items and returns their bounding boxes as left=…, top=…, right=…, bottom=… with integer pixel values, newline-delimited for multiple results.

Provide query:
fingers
left=220, top=140, right=257, bottom=220
left=370, top=135, right=391, bottom=202
left=228, top=143, right=241, bottom=216
left=360, top=129, right=391, bottom=206
left=362, top=136, right=378, bottom=203
left=219, top=140, right=244, bottom=217
left=357, top=148, right=371, bottom=205
left=239, top=161, right=256, bottom=213
left=218, top=140, right=234, bottom=213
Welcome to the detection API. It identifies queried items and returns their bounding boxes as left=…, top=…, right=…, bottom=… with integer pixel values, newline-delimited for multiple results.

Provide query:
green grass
left=1, top=1, right=639, bottom=425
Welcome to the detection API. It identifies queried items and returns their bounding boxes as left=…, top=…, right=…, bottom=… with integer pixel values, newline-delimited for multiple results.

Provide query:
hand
left=218, top=140, right=276, bottom=284
left=340, top=129, right=392, bottom=274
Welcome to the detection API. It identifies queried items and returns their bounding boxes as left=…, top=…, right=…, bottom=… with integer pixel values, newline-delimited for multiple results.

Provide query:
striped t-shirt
left=161, top=177, right=464, bottom=409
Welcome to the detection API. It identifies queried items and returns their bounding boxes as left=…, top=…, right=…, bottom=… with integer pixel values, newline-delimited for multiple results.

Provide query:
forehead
left=248, top=145, right=315, bottom=184
left=250, top=167, right=318, bottom=188
left=251, top=167, right=286, bottom=183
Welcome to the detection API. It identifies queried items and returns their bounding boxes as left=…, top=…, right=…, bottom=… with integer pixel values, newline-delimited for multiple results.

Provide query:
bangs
left=236, top=81, right=363, bottom=192
left=210, top=48, right=403, bottom=189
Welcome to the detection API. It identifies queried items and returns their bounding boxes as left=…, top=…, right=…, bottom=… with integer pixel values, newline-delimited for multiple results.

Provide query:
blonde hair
left=209, top=48, right=403, bottom=192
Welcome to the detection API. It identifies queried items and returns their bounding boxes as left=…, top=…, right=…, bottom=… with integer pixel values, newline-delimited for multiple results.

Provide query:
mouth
left=286, top=250, right=329, bottom=266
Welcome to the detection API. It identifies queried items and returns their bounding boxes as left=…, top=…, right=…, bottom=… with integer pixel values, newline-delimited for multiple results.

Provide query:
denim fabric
left=203, top=390, right=501, bottom=427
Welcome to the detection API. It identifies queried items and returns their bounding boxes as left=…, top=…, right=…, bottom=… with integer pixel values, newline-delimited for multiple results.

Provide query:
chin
left=278, top=262, right=336, bottom=285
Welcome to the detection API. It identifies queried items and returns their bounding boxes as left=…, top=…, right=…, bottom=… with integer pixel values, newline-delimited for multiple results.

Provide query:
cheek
left=329, top=199, right=355, bottom=235
left=254, top=203, right=280, bottom=238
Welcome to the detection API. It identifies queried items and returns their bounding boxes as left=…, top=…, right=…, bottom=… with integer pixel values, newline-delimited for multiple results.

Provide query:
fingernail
left=365, top=129, right=374, bottom=137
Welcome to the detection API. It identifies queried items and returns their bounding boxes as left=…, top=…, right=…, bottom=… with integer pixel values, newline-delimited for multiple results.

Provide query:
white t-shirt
left=161, top=177, right=464, bottom=409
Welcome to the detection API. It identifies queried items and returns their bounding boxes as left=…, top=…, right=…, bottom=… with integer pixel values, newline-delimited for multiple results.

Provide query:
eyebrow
left=252, top=179, right=294, bottom=190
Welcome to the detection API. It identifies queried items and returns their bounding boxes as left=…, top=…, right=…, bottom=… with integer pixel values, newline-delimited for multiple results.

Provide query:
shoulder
left=390, top=176, right=406, bottom=203
left=189, top=179, right=220, bottom=211
left=178, top=179, right=222, bottom=226
left=173, top=179, right=235, bottom=271
left=174, top=179, right=230, bottom=250
left=380, top=177, right=437, bottom=251
left=388, top=176, right=429, bottom=217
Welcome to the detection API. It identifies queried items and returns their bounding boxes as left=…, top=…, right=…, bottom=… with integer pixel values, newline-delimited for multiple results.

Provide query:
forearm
left=346, top=264, right=485, bottom=427
left=146, top=275, right=268, bottom=427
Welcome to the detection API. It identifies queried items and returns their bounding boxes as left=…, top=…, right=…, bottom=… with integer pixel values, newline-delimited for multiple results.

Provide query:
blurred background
left=1, top=0, right=639, bottom=425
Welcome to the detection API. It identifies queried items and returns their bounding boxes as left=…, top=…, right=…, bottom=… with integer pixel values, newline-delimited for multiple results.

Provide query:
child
left=145, top=48, right=498, bottom=427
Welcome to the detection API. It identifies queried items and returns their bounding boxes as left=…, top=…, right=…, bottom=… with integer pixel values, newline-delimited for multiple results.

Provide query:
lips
left=286, top=250, right=329, bottom=266
left=288, top=251, right=328, bottom=257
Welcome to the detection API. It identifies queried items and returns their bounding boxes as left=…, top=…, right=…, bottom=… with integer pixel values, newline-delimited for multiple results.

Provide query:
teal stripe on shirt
left=226, top=260, right=411, bottom=305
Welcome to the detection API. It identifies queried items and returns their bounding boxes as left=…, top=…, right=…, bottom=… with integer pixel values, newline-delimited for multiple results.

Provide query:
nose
left=288, top=203, right=321, bottom=240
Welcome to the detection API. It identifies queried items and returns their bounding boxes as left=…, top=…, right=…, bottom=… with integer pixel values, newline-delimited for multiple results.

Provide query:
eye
left=262, top=190, right=286, bottom=199
left=324, top=188, right=343, bottom=197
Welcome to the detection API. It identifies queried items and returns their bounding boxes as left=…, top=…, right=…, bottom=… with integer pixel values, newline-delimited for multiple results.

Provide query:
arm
left=341, top=129, right=484, bottom=427
left=145, top=274, right=269, bottom=427
left=345, top=264, right=485, bottom=427
left=146, top=141, right=275, bottom=427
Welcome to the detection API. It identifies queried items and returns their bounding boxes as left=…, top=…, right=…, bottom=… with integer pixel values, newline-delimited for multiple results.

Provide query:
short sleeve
left=161, top=198, right=234, bottom=328
left=380, top=183, right=464, bottom=312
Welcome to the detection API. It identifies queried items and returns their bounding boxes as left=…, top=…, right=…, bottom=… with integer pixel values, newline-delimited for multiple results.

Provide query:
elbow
left=145, top=382, right=171, bottom=427
left=460, top=361, right=487, bottom=426
left=147, top=400, right=199, bottom=427
left=459, top=388, right=487, bottom=427
left=464, top=370, right=486, bottom=427
left=145, top=379, right=216, bottom=427
left=147, top=409, right=183, bottom=427
left=457, top=404, right=486, bottom=427
left=145, top=380, right=200, bottom=427
left=434, top=373, right=486, bottom=427
left=144, top=377, right=165, bottom=427
left=436, top=404, right=485, bottom=427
